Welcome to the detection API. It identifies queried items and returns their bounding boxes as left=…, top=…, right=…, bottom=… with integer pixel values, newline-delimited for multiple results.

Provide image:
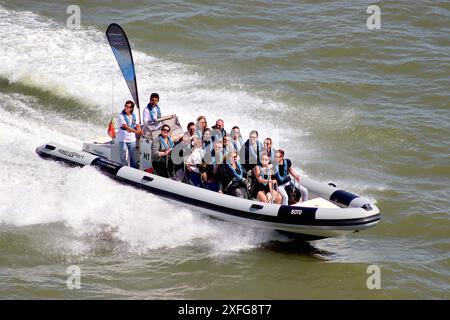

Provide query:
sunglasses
left=125, top=105, right=134, bottom=109
left=161, top=128, right=170, bottom=132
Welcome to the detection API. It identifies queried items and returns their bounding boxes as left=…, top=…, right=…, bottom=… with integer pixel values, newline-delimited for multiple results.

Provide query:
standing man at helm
left=117, top=100, right=142, bottom=168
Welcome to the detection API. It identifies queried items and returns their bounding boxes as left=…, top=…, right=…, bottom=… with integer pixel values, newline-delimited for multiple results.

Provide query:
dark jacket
left=240, top=139, right=263, bottom=171
left=217, top=164, right=247, bottom=192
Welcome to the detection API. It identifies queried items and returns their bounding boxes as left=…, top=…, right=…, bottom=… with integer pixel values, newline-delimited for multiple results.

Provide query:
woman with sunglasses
left=116, top=100, right=142, bottom=168
left=216, top=151, right=250, bottom=198
left=151, top=124, right=175, bottom=178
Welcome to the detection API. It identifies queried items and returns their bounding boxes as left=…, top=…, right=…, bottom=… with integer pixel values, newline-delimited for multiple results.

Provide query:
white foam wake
left=0, top=5, right=296, bottom=142
left=0, top=5, right=301, bottom=256
left=0, top=91, right=280, bottom=255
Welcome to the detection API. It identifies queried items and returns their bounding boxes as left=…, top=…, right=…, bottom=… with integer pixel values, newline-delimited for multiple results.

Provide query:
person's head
left=203, top=128, right=212, bottom=141
left=196, top=116, right=207, bottom=130
left=213, top=141, right=223, bottom=153
left=192, top=136, right=202, bottom=149
left=215, top=119, right=224, bottom=131
left=161, top=124, right=171, bottom=137
left=231, top=126, right=241, bottom=139
left=187, top=122, right=196, bottom=135
left=264, top=138, right=272, bottom=149
left=249, top=130, right=258, bottom=144
left=260, top=151, right=270, bottom=167
left=149, top=93, right=159, bottom=107
left=124, top=100, right=135, bottom=115
left=275, top=149, right=285, bottom=164
left=226, top=150, right=239, bottom=164
left=223, top=134, right=231, bottom=146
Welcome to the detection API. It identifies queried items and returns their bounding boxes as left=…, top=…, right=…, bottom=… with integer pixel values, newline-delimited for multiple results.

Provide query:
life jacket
left=120, top=110, right=136, bottom=129
left=146, top=103, right=161, bottom=123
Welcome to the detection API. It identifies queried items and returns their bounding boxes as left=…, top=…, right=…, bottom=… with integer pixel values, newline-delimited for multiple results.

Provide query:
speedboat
left=35, top=115, right=380, bottom=240
left=35, top=23, right=380, bottom=240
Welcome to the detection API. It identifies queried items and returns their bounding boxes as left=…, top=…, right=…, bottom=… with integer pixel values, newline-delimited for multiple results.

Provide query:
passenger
left=241, top=130, right=263, bottom=171
left=176, top=122, right=196, bottom=145
left=211, top=141, right=224, bottom=164
left=216, top=151, right=249, bottom=198
left=202, top=128, right=213, bottom=155
left=171, top=122, right=195, bottom=181
left=201, top=161, right=221, bottom=192
left=195, top=115, right=208, bottom=138
left=203, top=140, right=223, bottom=167
left=116, top=100, right=142, bottom=169
left=151, top=124, right=175, bottom=178
left=274, top=149, right=309, bottom=204
left=252, top=153, right=282, bottom=203
left=211, top=119, right=226, bottom=142
left=230, top=126, right=244, bottom=152
left=143, top=93, right=161, bottom=125
left=263, top=138, right=276, bottom=163
left=223, top=134, right=235, bottom=153
left=185, top=137, right=205, bottom=187
left=200, top=142, right=223, bottom=192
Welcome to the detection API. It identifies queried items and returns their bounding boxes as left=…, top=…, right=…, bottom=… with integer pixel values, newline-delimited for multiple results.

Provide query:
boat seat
left=292, top=197, right=339, bottom=209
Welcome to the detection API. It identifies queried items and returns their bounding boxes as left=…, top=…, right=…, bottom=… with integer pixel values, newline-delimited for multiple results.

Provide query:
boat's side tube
left=35, top=143, right=100, bottom=167
left=301, top=176, right=375, bottom=211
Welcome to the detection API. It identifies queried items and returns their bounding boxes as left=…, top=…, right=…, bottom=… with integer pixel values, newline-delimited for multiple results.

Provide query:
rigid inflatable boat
left=35, top=118, right=380, bottom=240
left=35, top=23, right=380, bottom=240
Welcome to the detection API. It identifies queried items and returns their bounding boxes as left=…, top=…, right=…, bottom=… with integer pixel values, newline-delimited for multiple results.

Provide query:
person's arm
left=122, top=123, right=141, bottom=135
left=288, top=166, right=301, bottom=182
left=254, top=166, right=269, bottom=184
left=159, top=146, right=171, bottom=157
left=185, top=152, right=195, bottom=171
left=142, top=108, right=149, bottom=125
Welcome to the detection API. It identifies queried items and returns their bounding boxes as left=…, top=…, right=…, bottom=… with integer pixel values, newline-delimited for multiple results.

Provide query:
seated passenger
left=200, top=156, right=221, bottom=192
left=175, top=122, right=196, bottom=145
left=211, top=141, right=224, bottom=165
left=263, top=137, right=276, bottom=164
left=211, top=119, right=226, bottom=143
left=223, top=134, right=235, bottom=153
left=216, top=151, right=249, bottom=198
left=185, top=137, right=205, bottom=187
left=202, top=128, right=213, bottom=154
left=171, top=123, right=195, bottom=181
left=143, top=93, right=161, bottom=126
left=195, top=115, right=208, bottom=139
left=230, top=126, right=244, bottom=152
left=241, top=130, right=263, bottom=172
left=274, top=149, right=309, bottom=204
left=151, top=124, right=175, bottom=178
left=252, top=153, right=282, bottom=204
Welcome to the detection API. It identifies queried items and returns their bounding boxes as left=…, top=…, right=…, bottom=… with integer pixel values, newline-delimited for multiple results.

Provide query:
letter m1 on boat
left=106, top=23, right=141, bottom=121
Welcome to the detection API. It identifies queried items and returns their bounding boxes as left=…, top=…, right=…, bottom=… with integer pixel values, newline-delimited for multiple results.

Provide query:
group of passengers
left=117, top=94, right=308, bottom=204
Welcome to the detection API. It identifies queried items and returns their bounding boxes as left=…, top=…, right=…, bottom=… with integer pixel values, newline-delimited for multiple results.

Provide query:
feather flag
left=107, top=116, right=116, bottom=138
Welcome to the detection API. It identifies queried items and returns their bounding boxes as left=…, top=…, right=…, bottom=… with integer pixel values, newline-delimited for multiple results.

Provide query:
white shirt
left=117, top=112, right=137, bottom=142
left=143, top=106, right=159, bottom=125
left=185, top=148, right=205, bottom=173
